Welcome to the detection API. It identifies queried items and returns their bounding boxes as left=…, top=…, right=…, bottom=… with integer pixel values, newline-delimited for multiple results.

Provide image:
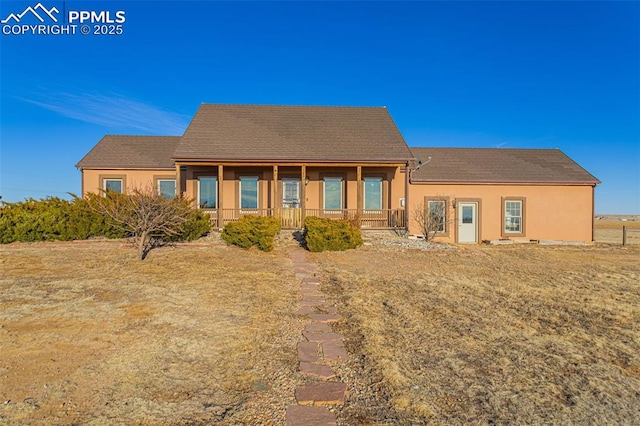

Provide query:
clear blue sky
left=1, top=1, right=638, bottom=213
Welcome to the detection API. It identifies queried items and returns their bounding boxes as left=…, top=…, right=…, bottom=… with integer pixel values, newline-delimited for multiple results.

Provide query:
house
left=76, top=104, right=600, bottom=243
left=408, top=148, right=599, bottom=243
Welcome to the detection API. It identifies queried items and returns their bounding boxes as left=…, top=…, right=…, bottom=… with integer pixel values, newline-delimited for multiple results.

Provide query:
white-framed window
left=157, top=179, right=176, bottom=199
left=428, top=200, right=446, bottom=233
left=323, top=177, right=343, bottom=210
left=103, top=178, right=123, bottom=193
left=198, top=177, right=217, bottom=208
left=504, top=200, right=523, bottom=233
left=240, top=176, right=259, bottom=209
left=364, top=177, right=382, bottom=210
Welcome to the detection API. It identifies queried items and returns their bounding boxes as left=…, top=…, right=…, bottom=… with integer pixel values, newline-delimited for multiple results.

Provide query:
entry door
left=282, top=179, right=301, bottom=208
left=458, top=202, right=478, bottom=243
left=281, top=179, right=302, bottom=228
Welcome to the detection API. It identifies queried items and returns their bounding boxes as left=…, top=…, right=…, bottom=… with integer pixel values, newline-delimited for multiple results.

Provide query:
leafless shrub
left=87, top=185, right=193, bottom=260
left=412, top=199, right=447, bottom=242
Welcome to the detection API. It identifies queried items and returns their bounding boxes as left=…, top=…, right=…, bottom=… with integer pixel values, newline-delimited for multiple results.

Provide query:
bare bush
left=87, top=186, right=194, bottom=260
left=412, top=199, right=447, bottom=242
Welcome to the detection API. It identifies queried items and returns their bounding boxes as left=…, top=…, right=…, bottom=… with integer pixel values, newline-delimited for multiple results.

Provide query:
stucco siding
left=408, top=183, right=595, bottom=242
left=82, top=169, right=176, bottom=195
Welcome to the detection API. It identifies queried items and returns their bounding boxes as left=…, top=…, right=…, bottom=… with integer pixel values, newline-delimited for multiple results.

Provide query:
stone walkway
left=286, top=249, right=348, bottom=426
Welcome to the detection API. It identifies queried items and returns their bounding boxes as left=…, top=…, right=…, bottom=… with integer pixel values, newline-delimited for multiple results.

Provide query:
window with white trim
left=364, top=178, right=382, bottom=210
left=158, top=179, right=176, bottom=199
left=428, top=200, right=446, bottom=233
left=504, top=200, right=523, bottom=233
left=103, top=179, right=123, bottom=193
left=198, top=177, right=217, bottom=208
left=240, top=177, right=259, bottom=209
left=323, top=177, right=343, bottom=210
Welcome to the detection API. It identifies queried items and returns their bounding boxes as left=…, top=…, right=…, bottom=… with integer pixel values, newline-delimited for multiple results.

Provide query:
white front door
left=282, top=179, right=301, bottom=208
left=458, top=202, right=478, bottom=243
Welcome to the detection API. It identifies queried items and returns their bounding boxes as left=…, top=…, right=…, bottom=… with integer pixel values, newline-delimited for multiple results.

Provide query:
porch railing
left=203, top=208, right=406, bottom=230
left=305, top=209, right=406, bottom=230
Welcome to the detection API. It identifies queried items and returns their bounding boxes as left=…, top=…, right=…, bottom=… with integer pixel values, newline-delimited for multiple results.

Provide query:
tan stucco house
left=77, top=104, right=600, bottom=243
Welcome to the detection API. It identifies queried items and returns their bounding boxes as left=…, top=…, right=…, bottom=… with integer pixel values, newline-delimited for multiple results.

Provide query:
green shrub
left=0, top=194, right=209, bottom=245
left=303, top=216, right=363, bottom=252
left=170, top=209, right=211, bottom=242
left=221, top=215, right=281, bottom=252
left=0, top=196, right=126, bottom=243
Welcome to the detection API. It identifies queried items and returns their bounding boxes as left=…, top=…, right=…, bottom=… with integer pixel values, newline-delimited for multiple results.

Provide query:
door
left=458, top=202, right=478, bottom=243
left=281, top=179, right=302, bottom=228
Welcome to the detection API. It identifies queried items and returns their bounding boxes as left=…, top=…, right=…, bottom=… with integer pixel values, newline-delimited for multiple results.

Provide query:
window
left=157, top=179, right=176, bottom=199
left=103, top=178, right=123, bottom=193
left=428, top=200, right=446, bottom=232
left=240, top=177, right=259, bottom=209
left=198, top=177, right=217, bottom=208
left=504, top=199, right=524, bottom=234
left=323, top=178, right=343, bottom=210
left=364, top=178, right=382, bottom=210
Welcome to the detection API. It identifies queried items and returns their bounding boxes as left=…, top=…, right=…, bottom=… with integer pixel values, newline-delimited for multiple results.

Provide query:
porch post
left=405, top=162, right=410, bottom=232
left=217, top=165, right=224, bottom=230
left=301, top=165, right=307, bottom=225
left=175, top=163, right=182, bottom=198
left=356, top=165, right=362, bottom=219
left=273, top=165, right=278, bottom=215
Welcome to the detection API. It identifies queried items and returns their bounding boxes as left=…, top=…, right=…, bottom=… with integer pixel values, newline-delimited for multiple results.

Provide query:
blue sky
left=1, top=1, right=638, bottom=213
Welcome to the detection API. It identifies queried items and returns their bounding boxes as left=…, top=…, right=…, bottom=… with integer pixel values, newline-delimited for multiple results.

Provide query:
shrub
left=0, top=196, right=125, bottom=244
left=303, top=216, right=363, bottom=252
left=221, top=215, right=281, bottom=252
left=86, top=187, right=211, bottom=260
left=169, top=209, right=211, bottom=242
left=0, top=193, right=210, bottom=252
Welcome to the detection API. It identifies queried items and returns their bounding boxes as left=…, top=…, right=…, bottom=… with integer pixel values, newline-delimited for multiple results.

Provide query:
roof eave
left=410, top=179, right=600, bottom=186
left=172, top=157, right=413, bottom=164
left=75, top=166, right=176, bottom=171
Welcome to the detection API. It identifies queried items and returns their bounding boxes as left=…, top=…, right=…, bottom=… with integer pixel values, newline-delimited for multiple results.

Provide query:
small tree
left=412, top=199, right=447, bottom=242
left=87, top=186, right=196, bottom=260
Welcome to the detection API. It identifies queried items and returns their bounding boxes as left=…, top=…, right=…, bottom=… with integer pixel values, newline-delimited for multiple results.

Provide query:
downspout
left=592, top=185, right=596, bottom=243
left=80, top=168, right=85, bottom=197
left=405, top=161, right=410, bottom=233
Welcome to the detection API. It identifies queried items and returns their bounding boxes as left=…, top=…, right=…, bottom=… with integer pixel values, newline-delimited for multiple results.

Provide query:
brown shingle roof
left=173, top=104, right=413, bottom=163
left=409, top=148, right=600, bottom=185
left=76, top=136, right=180, bottom=169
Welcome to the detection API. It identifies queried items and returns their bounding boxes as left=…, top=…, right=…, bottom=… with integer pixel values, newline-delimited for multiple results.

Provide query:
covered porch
left=175, top=162, right=410, bottom=231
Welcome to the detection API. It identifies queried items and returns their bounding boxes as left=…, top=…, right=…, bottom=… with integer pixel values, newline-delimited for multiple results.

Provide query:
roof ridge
left=101, top=134, right=181, bottom=138
left=410, top=147, right=559, bottom=151
left=198, top=103, right=387, bottom=109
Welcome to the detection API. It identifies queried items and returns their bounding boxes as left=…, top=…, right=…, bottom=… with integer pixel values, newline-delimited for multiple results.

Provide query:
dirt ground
left=310, top=240, right=640, bottom=424
left=1, top=227, right=639, bottom=425
left=0, top=240, right=302, bottom=425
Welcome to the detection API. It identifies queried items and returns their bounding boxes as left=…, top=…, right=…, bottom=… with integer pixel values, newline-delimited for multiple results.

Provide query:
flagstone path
left=286, top=249, right=348, bottom=426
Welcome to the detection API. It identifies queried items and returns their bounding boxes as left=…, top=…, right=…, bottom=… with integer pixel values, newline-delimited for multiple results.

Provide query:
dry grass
left=2, top=232, right=639, bottom=425
left=0, top=240, right=301, bottom=425
left=595, top=219, right=640, bottom=244
left=310, top=244, right=640, bottom=424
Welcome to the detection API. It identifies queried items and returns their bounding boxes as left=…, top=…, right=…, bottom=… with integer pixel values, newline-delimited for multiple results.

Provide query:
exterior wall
left=408, top=183, right=595, bottom=243
left=81, top=169, right=176, bottom=195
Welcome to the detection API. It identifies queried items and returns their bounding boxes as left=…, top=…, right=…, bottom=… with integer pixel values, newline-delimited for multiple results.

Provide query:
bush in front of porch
left=303, top=216, right=363, bottom=252
left=221, top=215, right=281, bottom=252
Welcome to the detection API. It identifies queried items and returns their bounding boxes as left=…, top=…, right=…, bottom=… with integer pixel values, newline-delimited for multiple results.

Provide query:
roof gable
left=76, top=135, right=180, bottom=169
left=409, top=147, right=599, bottom=185
left=173, top=104, right=413, bottom=163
